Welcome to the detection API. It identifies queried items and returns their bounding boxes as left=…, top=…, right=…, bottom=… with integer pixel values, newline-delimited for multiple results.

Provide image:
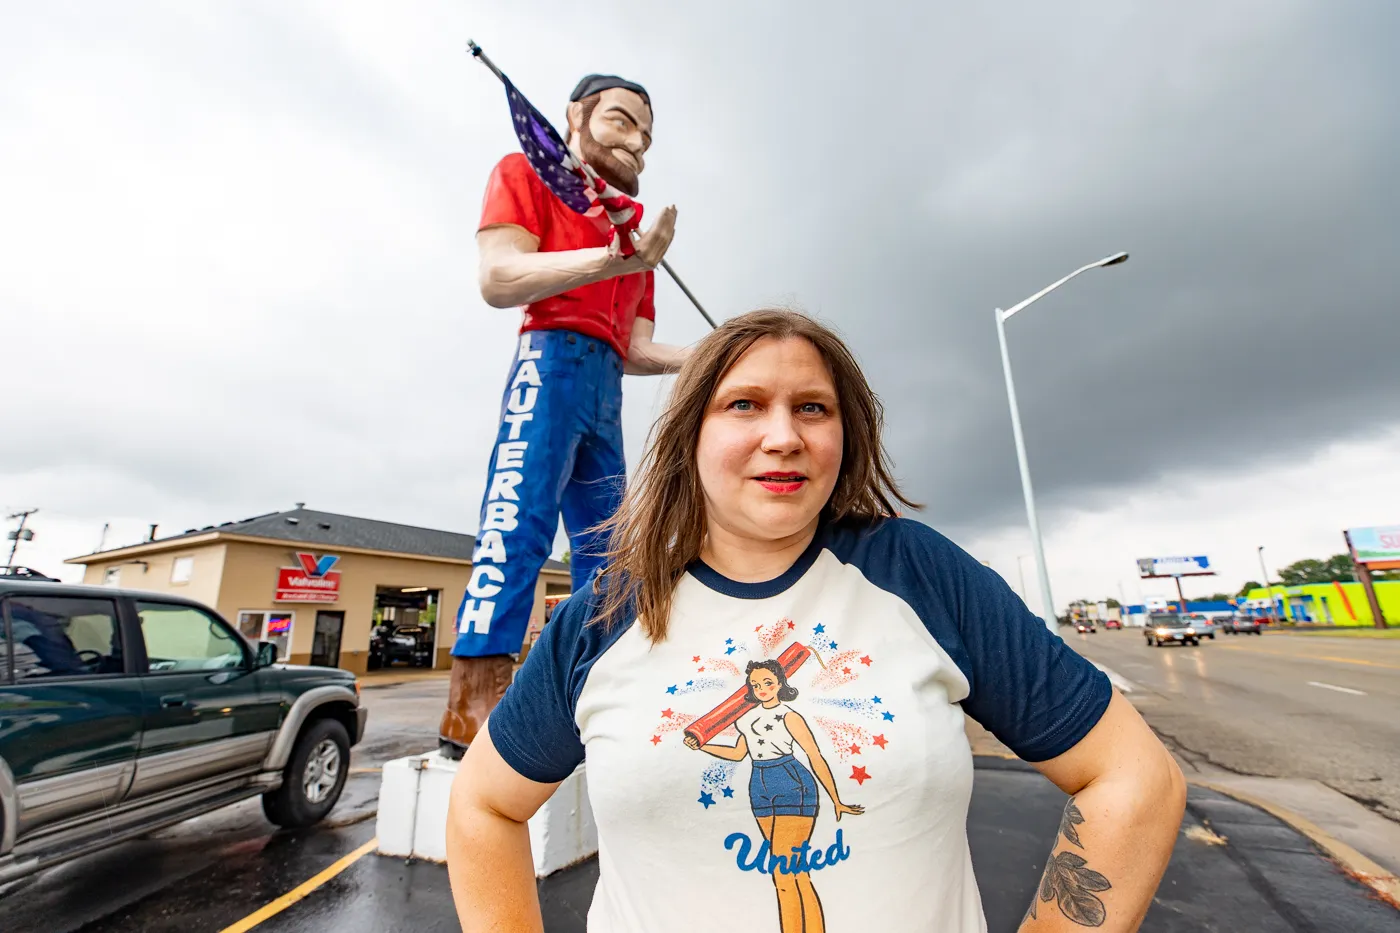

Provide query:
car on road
left=1146, top=613, right=1207, bottom=647
left=1104, top=619, right=1121, bottom=629
left=0, top=579, right=368, bottom=885
left=1183, top=613, right=1217, bottom=639
left=1075, top=621, right=1097, bottom=634
left=1222, top=614, right=1263, bottom=635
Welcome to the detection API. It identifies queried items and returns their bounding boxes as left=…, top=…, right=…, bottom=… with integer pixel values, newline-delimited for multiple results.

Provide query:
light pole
left=995, top=252, right=1129, bottom=632
left=1016, top=555, right=1030, bottom=601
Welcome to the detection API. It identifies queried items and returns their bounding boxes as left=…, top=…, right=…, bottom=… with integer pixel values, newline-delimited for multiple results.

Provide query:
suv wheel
left=263, top=718, right=350, bottom=829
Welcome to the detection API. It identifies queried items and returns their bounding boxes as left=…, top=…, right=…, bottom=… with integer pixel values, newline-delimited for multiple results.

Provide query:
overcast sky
left=4, top=1, right=1397, bottom=611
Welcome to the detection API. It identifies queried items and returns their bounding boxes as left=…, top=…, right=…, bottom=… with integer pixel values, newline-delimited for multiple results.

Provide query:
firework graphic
left=702, top=657, right=742, bottom=677
left=754, top=617, right=798, bottom=655
left=811, top=696, right=891, bottom=723
left=810, top=650, right=868, bottom=691
left=815, top=717, right=874, bottom=763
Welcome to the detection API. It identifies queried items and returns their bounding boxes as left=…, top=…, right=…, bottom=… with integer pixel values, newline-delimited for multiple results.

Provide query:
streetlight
left=995, top=252, right=1129, bottom=632
left=1016, top=555, right=1031, bottom=602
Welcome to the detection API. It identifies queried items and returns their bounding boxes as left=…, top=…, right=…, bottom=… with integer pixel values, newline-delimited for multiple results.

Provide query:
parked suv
left=0, top=580, right=367, bottom=884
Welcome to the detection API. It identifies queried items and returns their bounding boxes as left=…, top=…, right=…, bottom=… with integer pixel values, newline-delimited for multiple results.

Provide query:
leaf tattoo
left=1039, top=851, right=1112, bottom=926
left=1024, top=798, right=1112, bottom=928
left=1059, top=800, right=1086, bottom=848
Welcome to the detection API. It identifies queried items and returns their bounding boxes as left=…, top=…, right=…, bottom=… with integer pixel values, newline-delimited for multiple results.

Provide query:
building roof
left=67, top=506, right=570, bottom=573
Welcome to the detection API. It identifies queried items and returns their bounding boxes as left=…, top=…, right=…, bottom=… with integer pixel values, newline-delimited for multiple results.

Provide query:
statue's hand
left=630, top=205, right=677, bottom=270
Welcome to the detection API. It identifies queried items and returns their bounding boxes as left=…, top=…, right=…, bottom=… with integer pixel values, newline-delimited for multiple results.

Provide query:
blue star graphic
left=872, top=696, right=882, bottom=704
left=813, top=624, right=826, bottom=634
left=666, top=685, right=678, bottom=695
left=882, top=711, right=896, bottom=722
left=829, top=641, right=838, bottom=650
left=687, top=680, right=694, bottom=687
left=698, top=792, right=715, bottom=809
left=725, top=647, right=736, bottom=655
left=722, top=786, right=735, bottom=798
left=725, top=638, right=734, bottom=645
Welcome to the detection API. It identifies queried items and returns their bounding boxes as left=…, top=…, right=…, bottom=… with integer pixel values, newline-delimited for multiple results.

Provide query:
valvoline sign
left=275, top=552, right=342, bottom=603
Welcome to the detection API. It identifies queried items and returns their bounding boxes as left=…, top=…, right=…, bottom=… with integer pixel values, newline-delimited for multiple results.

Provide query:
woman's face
left=749, top=667, right=781, bottom=703
left=697, top=337, right=843, bottom=545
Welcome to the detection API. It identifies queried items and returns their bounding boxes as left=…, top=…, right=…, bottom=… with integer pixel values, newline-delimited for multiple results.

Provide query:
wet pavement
left=3, top=678, right=1398, bottom=932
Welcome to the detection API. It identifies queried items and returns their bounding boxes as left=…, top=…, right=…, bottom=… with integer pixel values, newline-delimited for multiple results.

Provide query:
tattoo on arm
left=1023, top=798, right=1113, bottom=927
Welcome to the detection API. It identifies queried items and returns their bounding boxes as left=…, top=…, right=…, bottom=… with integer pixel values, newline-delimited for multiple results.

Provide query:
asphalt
left=1061, top=629, right=1400, bottom=823
left=4, top=753, right=1398, bottom=933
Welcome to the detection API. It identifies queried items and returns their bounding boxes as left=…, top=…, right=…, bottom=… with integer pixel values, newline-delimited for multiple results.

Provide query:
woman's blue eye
left=799, top=403, right=826, bottom=414
left=732, top=400, right=754, bottom=411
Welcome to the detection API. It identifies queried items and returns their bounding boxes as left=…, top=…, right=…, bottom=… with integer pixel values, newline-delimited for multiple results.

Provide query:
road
left=1064, top=628, right=1400, bottom=822
left=0, top=677, right=450, bottom=933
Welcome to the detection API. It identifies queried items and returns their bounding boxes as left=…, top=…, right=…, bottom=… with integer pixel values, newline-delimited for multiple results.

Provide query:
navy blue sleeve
left=831, top=519, right=1112, bottom=762
left=486, top=595, right=589, bottom=784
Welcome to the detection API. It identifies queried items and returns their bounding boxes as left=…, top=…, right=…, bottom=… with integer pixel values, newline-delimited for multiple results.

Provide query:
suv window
left=2, top=595, right=124, bottom=680
left=137, top=602, right=245, bottom=673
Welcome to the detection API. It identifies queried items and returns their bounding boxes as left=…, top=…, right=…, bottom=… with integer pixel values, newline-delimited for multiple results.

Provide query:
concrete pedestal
left=375, top=751, right=597, bottom=877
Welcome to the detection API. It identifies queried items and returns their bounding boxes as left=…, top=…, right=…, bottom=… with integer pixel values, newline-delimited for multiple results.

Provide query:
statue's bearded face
left=571, top=87, right=652, bottom=197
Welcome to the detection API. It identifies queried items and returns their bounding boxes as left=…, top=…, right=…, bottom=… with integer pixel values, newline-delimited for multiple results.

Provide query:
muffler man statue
left=440, top=73, right=689, bottom=757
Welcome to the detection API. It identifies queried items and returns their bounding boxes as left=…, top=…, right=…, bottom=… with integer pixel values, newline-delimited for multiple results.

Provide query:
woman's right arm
left=687, top=733, right=748, bottom=761
left=447, top=722, right=563, bottom=932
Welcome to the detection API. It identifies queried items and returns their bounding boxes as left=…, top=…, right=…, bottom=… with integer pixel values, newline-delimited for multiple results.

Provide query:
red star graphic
left=698, top=666, right=706, bottom=672
left=860, top=655, right=873, bottom=666
left=661, top=708, right=673, bottom=718
left=850, top=765, right=871, bottom=785
left=849, top=743, right=861, bottom=755
left=650, top=735, right=661, bottom=745
left=754, top=625, right=763, bottom=632
left=841, top=667, right=851, bottom=675
left=872, top=734, right=888, bottom=749
left=692, top=656, right=701, bottom=662
left=787, top=620, right=796, bottom=629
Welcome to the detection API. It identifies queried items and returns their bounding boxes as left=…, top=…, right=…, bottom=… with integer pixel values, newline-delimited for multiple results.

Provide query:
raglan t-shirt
left=488, top=518, right=1112, bottom=933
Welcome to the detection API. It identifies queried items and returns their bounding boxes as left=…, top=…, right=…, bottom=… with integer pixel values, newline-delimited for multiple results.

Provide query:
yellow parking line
left=219, top=838, right=378, bottom=933
left=1216, top=644, right=1400, bottom=670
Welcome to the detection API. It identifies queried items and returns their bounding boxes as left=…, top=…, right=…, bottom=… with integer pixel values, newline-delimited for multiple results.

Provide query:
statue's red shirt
left=479, top=153, right=654, bottom=359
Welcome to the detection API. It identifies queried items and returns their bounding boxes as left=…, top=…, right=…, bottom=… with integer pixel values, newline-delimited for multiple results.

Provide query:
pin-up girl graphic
left=686, top=659, right=863, bottom=932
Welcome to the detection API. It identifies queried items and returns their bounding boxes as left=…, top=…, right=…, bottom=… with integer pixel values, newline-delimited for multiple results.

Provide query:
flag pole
left=468, top=40, right=717, bottom=330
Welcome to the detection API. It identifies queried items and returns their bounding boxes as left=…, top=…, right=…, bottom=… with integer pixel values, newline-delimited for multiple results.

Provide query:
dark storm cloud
left=3, top=0, right=1396, bottom=559
left=635, top=2, right=1400, bottom=533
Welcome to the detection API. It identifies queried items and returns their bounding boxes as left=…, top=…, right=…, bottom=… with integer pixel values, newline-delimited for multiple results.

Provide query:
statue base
left=375, top=751, right=598, bottom=877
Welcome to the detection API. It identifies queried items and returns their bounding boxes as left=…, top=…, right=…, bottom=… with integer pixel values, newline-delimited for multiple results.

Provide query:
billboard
left=1137, top=555, right=1212, bottom=578
left=1347, top=525, right=1400, bottom=565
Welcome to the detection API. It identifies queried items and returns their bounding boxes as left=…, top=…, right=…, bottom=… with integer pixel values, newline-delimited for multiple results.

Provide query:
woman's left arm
left=1020, top=690, right=1186, bottom=931
left=787, top=713, right=861, bottom=817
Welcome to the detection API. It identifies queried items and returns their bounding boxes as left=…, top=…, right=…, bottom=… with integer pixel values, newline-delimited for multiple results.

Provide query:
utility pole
left=1344, top=530, right=1389, bottom=630
left=6, top=509, right=38, bottom=566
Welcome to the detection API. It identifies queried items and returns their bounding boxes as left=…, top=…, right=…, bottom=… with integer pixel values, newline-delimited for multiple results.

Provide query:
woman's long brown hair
left=592, top=309, right=919, bottom=641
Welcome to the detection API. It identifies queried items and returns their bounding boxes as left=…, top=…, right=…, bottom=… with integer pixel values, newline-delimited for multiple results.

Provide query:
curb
left=1191, top=778, right=1400, bottom=908
left=359, top=671, right=452, bottom=689
left=1089, top=660, right=1135, bottom=693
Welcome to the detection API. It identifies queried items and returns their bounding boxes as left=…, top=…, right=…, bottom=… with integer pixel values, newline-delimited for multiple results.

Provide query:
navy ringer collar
left=687, top=527, right=826, bottom=599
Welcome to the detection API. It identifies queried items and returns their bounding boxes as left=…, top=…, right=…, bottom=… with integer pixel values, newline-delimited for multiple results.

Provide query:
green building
left=1243, top=580, right=1398, bottom=626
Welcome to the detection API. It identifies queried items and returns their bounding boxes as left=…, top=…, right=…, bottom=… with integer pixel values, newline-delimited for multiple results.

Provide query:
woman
left=448, top=309, right=1185, bottom=933
left=685, top=659, right=863, bottom=931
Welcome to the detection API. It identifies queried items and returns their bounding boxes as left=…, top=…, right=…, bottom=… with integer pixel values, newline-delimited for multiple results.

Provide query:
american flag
left=504, top=76, right=643, bottom=255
